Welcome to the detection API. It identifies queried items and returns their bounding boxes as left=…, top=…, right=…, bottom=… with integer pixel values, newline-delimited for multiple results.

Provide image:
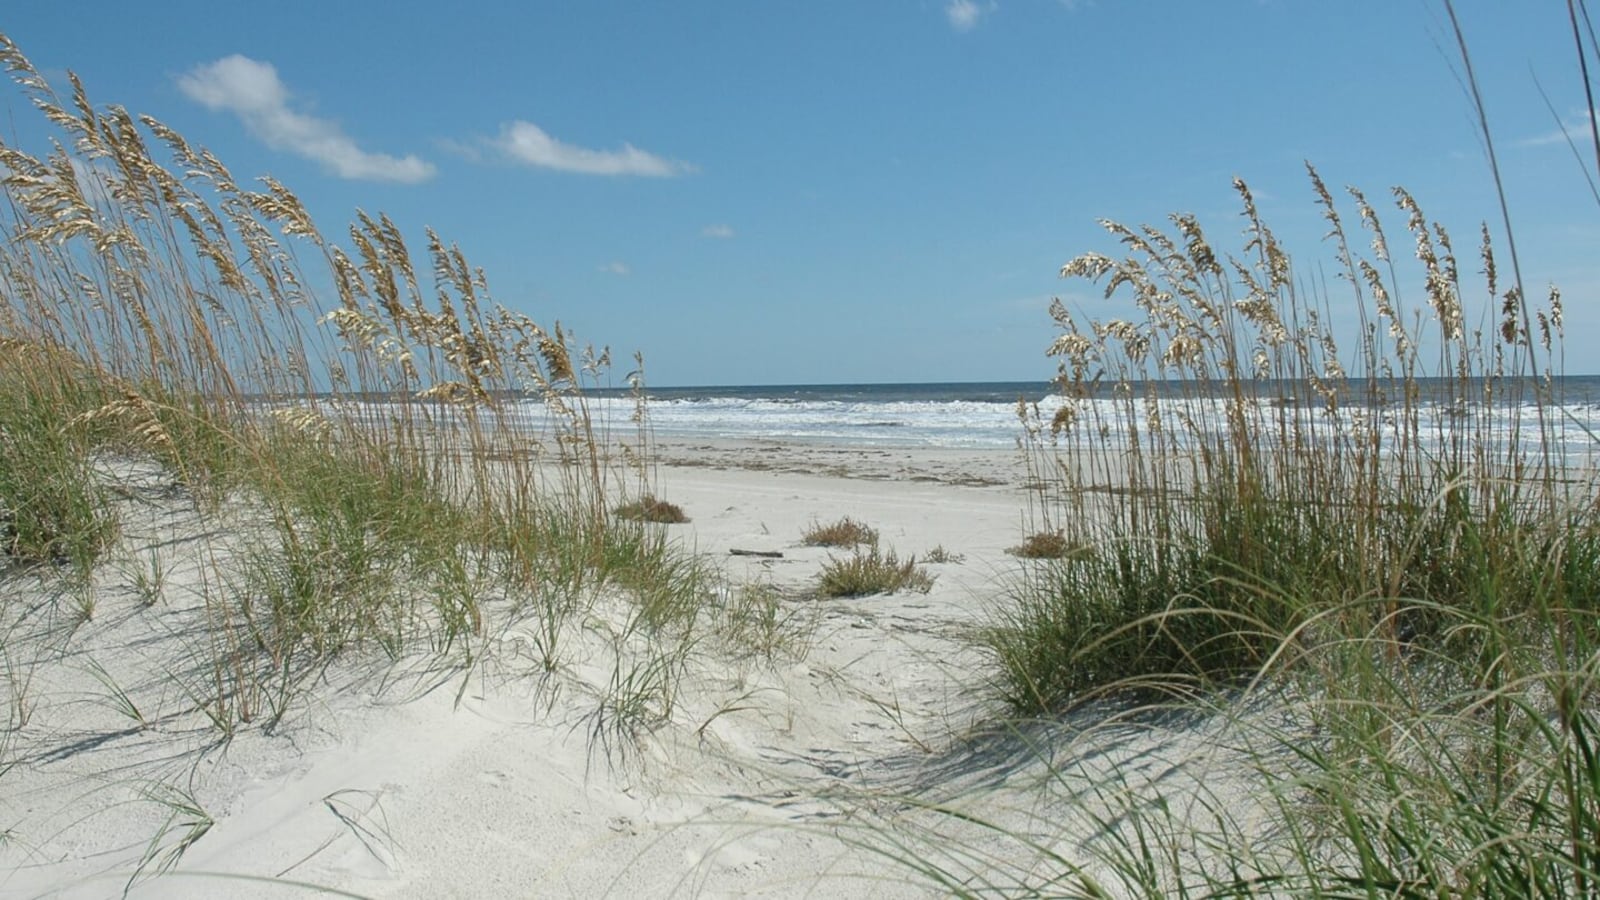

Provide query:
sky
left=2, top=2, right=1597, bottom=385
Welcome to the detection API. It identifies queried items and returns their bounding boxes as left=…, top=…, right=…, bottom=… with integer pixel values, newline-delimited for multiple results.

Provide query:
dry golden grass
left=801, top=516, right=878, bottom=547
left=1006, top=532, right=1074, bottom=560
left=614, top=495, right=689, bottom=524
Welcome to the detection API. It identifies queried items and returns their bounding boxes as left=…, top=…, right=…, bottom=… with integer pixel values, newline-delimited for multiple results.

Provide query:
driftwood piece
left=729, top=548, right=784, bottom=559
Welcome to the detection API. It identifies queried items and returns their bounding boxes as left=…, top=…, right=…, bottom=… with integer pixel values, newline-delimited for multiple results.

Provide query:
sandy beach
left=0, top=438, right=1262, bottom=899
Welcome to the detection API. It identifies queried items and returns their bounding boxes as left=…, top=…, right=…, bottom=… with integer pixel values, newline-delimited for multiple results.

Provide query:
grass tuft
left=614, top=494, right=689, bottom=523
left=818, top=545, right=934, bottom=598
left=1006, top=531, right=1075, bottom=560
left=0, top=364, right=118, bottom=573
left=802, top=516, right=878, bottom=547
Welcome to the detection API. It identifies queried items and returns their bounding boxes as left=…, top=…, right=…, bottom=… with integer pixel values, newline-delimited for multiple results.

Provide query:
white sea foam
left=320, top=383, right=1600, bottom=464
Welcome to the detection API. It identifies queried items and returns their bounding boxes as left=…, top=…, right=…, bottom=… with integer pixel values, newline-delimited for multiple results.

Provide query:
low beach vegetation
left=718, top=580, right=815, bottom=662
left=614, top=494, right=690, bottom=524
left=1005, top=530, right=1075, bottom=560
left=933, top=3, right=1600, bottom=893
left=963, top=184, right=1600, bottom=894
left=817, top=545, right=934, bottom=598
left=994, top=166, right=1589, bottom=709
left=0, top=33, right=739, bottom=746
left=801, top=516, right=879, bottom=547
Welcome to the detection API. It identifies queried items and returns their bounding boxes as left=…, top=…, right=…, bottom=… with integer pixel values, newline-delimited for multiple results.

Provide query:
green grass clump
left=802, top=516, right=878, bottom=547
left=614, top=495, right=689, bottom=524
left=818, top=545, right=934, bottom=598
left=0, top=359, right=117, bottom=572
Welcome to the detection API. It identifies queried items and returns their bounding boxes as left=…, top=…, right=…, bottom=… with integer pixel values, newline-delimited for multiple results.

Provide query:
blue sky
left=2, top=2, right=1596, bottom=384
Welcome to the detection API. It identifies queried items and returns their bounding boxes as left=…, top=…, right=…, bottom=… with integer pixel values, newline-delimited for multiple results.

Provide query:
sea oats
left=1395, top=188, right=1463, bottom=341
left=250, top=177, right=319, bottom=240
left=1479, top=223, right=1498, bottom=300
left=1348, top=185, right=1390, bottom=263
left=1046, top=330, right=1093, bottom=361
left=1173, top=212, right=1222, bottom=279
left=1307, top=166, right=1346, bottom=254
left=193, top=148, right=238, bottom=197
left=1103, top=218, right=1161, bottom=265
left=77, top=391, right=174, bottom=451
left=1500, top=288, right=1521, bottom=345
left=1140, top=223, right=1179, bottom=259
left=269, top=406, right=333, bottom=440
left=1059, top=251, right=1116, bottom=283
left=1160, top=333, right=1202, bottom=369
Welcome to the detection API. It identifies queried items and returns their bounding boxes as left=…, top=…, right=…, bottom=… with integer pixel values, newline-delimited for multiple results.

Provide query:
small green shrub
left=802, top=516, right=878, bottom=547
left=818, top=546, right=934, bottom=598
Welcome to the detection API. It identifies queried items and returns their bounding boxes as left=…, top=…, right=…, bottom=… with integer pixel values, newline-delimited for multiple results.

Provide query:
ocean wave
left=315, top=383, right=1600, bottom=460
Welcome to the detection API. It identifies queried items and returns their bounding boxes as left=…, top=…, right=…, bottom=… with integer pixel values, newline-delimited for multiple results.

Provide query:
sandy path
left=1, top=444, right=1082, bottom=898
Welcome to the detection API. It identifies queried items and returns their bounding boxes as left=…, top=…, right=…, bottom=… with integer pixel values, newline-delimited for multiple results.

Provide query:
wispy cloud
left=946, top=0, right=995, bottom=31
left=599, top=261, right=631, bottom=276
left=177, top=55, right=436, bottom=184
left=490, top=121, right=694, bottom=177
left=701, top=224, right=735, bottom=239
left=1517, top=110, right=1597, bottom=148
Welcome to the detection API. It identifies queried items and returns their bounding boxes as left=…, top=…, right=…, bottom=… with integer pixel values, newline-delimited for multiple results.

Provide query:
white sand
left=0, top=442, right=1269, bottom=898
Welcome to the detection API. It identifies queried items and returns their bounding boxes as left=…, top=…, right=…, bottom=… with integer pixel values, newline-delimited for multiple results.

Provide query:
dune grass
left=936, top=3, right=1600, bottom=893
left=0, top=355, right=118, bottom=572
left=0, top=32, right=738, bottom=740
left=990, top=163, right=1587, bottom=710
left=965, top=174, right=1600, bottom=892
left=802, top=516, right=879, bottom=548
left=817, top=544, right=934, bottom=598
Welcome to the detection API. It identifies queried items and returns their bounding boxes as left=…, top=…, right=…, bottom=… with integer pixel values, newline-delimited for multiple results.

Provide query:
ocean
left=490, top=377, right=1600, bottom=462
left=595, top=381, right=1053, bottom=448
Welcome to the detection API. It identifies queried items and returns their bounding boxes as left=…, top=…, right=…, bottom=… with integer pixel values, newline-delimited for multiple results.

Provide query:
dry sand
left=0, top=440, right=1268, bottom=898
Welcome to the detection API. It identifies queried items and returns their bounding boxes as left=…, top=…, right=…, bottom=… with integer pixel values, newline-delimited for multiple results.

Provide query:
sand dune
left=0, top=443, right=1259, bottom=898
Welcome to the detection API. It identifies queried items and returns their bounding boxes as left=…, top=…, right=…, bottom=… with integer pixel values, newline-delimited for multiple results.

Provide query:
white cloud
left=946, top=0, right=994, bottom=31
left=490, top=121, right=693, bottom=177
left=1518, top=110, right=1597, bottom=148
left=599, top=261, right=631, bottom=276
left=701, top=224, right=735, bottom=239
left=177, top=55, right=436, bottom=184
